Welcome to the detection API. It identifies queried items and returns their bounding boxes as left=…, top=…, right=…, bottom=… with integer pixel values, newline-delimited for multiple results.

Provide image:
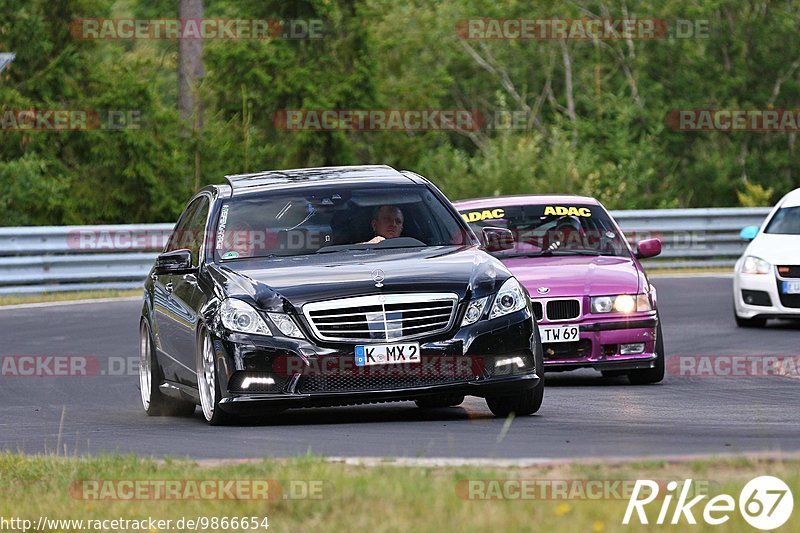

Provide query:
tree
left=178, top=0, right=204, bottom=129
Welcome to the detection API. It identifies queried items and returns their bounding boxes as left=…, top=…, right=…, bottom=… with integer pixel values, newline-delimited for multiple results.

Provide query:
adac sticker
left=461, top=208, right=505, bottom=223
left=544, top=206, right=592, bottom=217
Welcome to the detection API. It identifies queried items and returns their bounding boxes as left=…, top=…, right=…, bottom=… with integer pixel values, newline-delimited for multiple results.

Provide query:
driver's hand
left=364, top=236, right=386, bottom=244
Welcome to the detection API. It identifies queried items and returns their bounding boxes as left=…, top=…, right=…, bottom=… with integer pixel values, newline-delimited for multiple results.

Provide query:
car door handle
left=165, top=282, right=174, bottom=293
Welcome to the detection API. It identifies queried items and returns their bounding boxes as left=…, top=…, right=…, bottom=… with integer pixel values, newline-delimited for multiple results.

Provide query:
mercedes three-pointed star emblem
left=372, top=269, right=385, bottom=288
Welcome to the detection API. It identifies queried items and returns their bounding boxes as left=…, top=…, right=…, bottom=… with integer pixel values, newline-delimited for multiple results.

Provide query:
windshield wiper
left=315, top=246, right=375, bottom=254
left=501, top=249, right=613, bottom=258
left=542, top=249, right=617, bottom=256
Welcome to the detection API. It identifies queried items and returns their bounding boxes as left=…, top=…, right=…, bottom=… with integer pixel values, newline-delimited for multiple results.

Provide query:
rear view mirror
left=155, top=249, right=194, bottom=274
left=635, top=238, right=662, bottom=259
left=481, top=227, right=515, bottom=252
left=739, top=225, right=759, bottom=241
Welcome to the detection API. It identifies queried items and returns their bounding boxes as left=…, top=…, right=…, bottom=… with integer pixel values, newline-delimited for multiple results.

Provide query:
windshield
left=765, top=206, right=800, bottom=235
left=214, top=184, right=474, bottom=260
left=458, top=203, right=631, bottom=257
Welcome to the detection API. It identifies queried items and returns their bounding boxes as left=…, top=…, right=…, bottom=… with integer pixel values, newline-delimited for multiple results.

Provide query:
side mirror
left=739, top=226, right=759, bottom=241
left=481, top=227, right=515, bottom=252
left=155, top=249, right=194, bottom=274
left=635, top=238, right=662, bottom=259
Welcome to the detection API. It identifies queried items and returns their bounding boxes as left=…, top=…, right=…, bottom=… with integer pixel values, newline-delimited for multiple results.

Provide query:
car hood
left=501, top=255, right=642, bottom=298
left=746, top=234, right=800, bottom=264
left=206, top=246, right=510, bottom=311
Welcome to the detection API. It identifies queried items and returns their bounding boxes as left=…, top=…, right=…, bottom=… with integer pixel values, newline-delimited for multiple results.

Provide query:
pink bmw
left=454, top=195, right=665, bottom=384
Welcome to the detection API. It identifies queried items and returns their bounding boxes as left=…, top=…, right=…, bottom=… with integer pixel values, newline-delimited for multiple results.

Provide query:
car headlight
left=267, top=313, right=305, bottom=339
left=489, top=278, right=527, bottom=319
left=219, top=298, right=272, bottom=336
left=591, top=294, right=652, bottom=314
left=741, top=256, right=771, bottom=275
left=461, top=296, right=489, bottom=326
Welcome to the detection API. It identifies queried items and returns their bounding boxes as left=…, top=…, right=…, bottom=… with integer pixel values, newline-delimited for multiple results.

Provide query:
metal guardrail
left=0, top=208, right=772, bottom=294
left=611, top=207, right=771, bottom=269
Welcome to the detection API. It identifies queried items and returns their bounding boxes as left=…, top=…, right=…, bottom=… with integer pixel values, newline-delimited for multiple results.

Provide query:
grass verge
left=0, top=290, right=140, bottom=307
left=0, top=454, right=797, bottom=532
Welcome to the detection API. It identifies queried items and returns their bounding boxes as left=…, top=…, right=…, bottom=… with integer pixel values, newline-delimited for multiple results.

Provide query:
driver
left=545, top=216, right=583, bottom=249
left=363, top=205, right=404, bottom=244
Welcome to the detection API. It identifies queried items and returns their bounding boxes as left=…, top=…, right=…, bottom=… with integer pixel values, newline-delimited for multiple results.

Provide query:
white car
left=733, top=187, right=800, bottom=327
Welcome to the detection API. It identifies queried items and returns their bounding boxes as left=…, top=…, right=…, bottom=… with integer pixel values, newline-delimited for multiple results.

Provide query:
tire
left=139, top=320, right=195, bottom=417
left=415, top=394, right=465, bottom=408
left=197, top=326, right=238, bottom=426
left=627, top=321, right=665, bottom=385
left=486, top=347, right=545, bottom=417
left=486, top=386, right=543, bottom=417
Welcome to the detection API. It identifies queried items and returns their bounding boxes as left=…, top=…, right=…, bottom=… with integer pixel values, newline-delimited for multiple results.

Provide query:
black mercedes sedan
left=139, top=165, right=543, bottom=424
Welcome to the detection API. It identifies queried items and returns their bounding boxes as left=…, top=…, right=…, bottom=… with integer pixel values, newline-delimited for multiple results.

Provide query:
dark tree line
left=1, top=0, right=798, bottom=225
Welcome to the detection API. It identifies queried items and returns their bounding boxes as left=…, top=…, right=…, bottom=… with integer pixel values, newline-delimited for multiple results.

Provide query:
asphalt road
left=1, top=276, right=798, bottom=460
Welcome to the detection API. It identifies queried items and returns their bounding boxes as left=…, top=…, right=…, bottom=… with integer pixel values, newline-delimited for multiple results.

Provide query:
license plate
left=541, top=326, right=580, bottom=343
left=783, top=281, right=800, bottom=294
left=355, top=343, right=420, bottom=366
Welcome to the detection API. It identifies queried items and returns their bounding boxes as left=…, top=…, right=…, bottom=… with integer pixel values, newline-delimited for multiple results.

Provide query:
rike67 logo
left=623, top=476, right=793, bottom=530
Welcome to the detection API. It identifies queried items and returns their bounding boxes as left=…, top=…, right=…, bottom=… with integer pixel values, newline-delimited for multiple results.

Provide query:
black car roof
left=224, top=165, right=419, bottom=196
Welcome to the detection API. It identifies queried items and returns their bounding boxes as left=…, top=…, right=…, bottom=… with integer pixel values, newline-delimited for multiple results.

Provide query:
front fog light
left=620, top=343, right=645, bottom=355
left=495, top=356, right=525, bottom=368
left=461, top=297, right=489, bottom=326
left=267, top=313, right=304, bottom=339
left=241, top=376, right=276, bottom=389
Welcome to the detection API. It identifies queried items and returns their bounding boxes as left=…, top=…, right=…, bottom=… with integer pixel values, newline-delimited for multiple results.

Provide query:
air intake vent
left=546, top=299, right=581, bottom=321
left=304, top=293, right=458, bottom=342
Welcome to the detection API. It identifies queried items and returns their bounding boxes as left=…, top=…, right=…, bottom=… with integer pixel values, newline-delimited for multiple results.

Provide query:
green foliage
left=1, top=0, right=800, bottom=225
left=737, top=181, right=775, bottom=207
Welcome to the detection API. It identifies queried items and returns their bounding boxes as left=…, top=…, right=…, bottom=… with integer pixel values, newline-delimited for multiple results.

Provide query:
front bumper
left=208, top=309, right=540, bottom=413
left=219, top=375, right=539, bottom=413
left=539, top=313, right=659, bottom=372
left=734, top=270, right=800, bottom=319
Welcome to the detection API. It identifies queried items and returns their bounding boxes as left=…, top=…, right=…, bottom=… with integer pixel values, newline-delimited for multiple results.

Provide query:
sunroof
left=224, top=165, right=405, bottom=190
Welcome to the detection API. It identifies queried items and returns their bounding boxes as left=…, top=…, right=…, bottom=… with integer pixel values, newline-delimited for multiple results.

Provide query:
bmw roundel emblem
left=537, top=287, right=550, bottom=294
